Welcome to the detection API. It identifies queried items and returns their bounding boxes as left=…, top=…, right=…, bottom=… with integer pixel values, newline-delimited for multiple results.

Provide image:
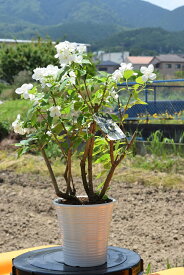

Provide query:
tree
left=0, top=40, right=58, bottom=84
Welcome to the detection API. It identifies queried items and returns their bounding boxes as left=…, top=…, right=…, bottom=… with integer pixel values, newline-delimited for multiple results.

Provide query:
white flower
left=32, top=65, right=60, bottom=87
left=77, top=44, right=87, bottom=54
left=140, top=64, right=156, bottom=82
left=55, top=41, right=85, bottom=66
left=119, top=63, right=133, bottom=72
left=15, top=83, right=34, bottom=100
left=68, top=71, right=76, bottom=85
left=32, top=93, right=44, bottom=105
left=112, top=63, right=133, bottom=82
left=46, top=131, right=52, bottom=136
left=12, top=114, right=29, bottom=135
left=110, top=89, right=119, bottom=100
left=73, top=55, right=83, bottom=64
left=49, top=106, right=61, bottom=117
left=112, top=70, right=123, bottom=82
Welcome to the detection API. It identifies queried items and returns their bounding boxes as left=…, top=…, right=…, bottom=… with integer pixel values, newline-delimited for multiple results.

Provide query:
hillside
left=0, top=0, right=168, bottom=27
left=1, top=0, right=184, bottom=41
left=0, top=0, right=184, bottom=54
left=94, top=28, right=184, bottom=54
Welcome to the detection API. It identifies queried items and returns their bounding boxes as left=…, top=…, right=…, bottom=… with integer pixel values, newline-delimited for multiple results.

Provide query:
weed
left=147, top=130, right=184, bottom=157
left=145, top=263, right=151, bottom=274
left=166, top=259, right=172, bottom=269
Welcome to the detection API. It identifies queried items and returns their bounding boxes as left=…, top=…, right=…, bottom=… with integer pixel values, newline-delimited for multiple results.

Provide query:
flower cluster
left=32, top=65, right=61, bottom=88
left=140, top=64, right=156, bottom=82
left=60, top=70, right=76, bottom=85
left=13, top=41, right=156, bottom=137
left=49, top=106, right=61, bottom=117
left=15, top=83, right=34, bottom=100
left=12, top=114, right=30, bottom=135
left=112, top=63, right=133, bottom=83
left=55, top=41, right=86, bottom=66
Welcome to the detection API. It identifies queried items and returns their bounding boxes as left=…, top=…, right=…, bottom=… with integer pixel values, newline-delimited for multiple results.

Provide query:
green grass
left=0, top=150, right=183, bottom=189
left=0, top=99, right=32, bottom=125
left=131, top=155, right=184, bottom=174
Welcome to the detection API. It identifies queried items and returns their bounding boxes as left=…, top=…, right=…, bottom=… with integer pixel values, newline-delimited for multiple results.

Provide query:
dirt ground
left=0, top=170, right=184, bottom=273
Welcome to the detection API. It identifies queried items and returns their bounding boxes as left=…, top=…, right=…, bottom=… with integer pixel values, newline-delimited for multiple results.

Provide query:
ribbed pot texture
left=53, top=198, right=115, bottom=267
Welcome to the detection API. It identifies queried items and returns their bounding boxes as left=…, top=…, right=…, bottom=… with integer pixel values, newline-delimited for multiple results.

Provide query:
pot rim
left=53, top=196, right=116, bottom=207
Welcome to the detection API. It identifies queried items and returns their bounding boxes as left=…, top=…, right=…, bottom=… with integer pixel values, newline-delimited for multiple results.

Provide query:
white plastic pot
left=53, top=197, right=115, bottom=267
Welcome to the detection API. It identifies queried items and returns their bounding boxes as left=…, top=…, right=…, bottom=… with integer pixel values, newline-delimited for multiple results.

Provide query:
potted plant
left=12, top=41, right=156, bottom=267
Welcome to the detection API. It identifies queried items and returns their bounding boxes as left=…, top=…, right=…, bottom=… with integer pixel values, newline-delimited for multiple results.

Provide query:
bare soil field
left=0, top=170, right=184, bottom=272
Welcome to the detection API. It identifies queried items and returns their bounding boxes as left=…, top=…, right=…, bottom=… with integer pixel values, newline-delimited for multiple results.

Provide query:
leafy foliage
left=0, top=40, right=58, bottom=83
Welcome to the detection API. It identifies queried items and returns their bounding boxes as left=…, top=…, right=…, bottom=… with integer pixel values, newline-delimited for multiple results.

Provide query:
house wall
left=155, top=62, right=184, bottom=75
left=97, top=65, right=119, bottom=74
left=131, top=64, right=144, bottom=70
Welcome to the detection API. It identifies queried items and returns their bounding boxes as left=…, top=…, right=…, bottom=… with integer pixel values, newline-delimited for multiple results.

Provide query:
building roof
left=127, top=56, right=154, bottom=64
left=155, top=54, right=184, bottom=62
left=0, top=39, right=90, bottom=47
left=0, top=38, right=56, bottom=44
left=97, top=60, right=119, bottom=66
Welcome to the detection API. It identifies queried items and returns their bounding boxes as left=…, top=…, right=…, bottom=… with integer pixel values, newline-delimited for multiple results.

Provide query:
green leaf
left=74, top=101, right=83, bottom=111
left=78, top=69, right=87, bottom=76
left=135, top=99, right=147, bottom=105
left=82, top=59, right=91, bottom=64
left=95, top=169, right=107, bottom=180
left=132, top=84, right=140, bottom=90
left=110, top=114, right=119, bottom=122
left=53, top=124, right=64, bottom=134
left=61, top=105, right=71, bottom=114
left=19, top=139, right=30, bottom=146
left=122, top=114, right=129, bottom=120
left=59, top=79, right=68, bottom=91
left=136, top=76, right=145, bottom=84
left=96, top=181, right=105, bottom=190
left=17, top=147, right=29, bottom=158
left=95, top=154, right=110, bottom=164
left=124, top=70, right=134, bottom=80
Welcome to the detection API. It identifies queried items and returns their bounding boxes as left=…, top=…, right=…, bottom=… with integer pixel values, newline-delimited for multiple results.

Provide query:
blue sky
left=144, top=0, right=184, bottom=10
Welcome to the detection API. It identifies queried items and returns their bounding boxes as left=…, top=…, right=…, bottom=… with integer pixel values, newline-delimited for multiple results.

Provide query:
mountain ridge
left=0, top=0, right=184, bottom=31
left=1, top=0, right=184, bottom=55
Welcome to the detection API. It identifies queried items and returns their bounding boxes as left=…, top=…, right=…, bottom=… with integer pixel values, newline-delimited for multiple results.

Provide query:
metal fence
left=118, top=79, right=184, bottom=119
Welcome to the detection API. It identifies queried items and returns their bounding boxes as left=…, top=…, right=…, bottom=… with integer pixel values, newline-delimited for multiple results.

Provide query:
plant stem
left=67, top=149, right=73, bottom=195
left=99, top=131, right=137, bottom=199
left=80, top=121, right=96, bottom=199
left=99, top=162, right=118, bottom=199
left=50, top=91, right=67, bottom=133
left=37, top=109, right=67, bottom=159
left=41, top=147, right=80, bottom=202
left=98, top=78, right=109, bottom=109
left=84, top=79, right=94, bottom=108
left=109, top=140, right=114, bottom=165
left=73, top=84, right=94, bottom=112
left=87, top=129, right=96, bottom=199
left=116, top=131, right=137, bottom=163
left=117, top=97, right=128, bottom=145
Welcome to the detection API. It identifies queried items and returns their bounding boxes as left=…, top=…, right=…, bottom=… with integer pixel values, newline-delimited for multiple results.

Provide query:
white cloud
left=143, top=0, right=184, bottom=10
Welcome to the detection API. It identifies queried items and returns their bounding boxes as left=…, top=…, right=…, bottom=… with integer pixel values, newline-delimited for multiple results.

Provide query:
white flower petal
left=148, top=64, right=154, bottom=72
left=140, top=66, right=147, bottom=74
left=142, top=75, right=148, bottom=82
left=149, top=73, right=156, bottom=80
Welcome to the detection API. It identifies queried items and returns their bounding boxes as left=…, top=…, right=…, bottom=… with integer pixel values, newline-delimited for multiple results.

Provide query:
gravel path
left=0, top=170, right=183, bottom=272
